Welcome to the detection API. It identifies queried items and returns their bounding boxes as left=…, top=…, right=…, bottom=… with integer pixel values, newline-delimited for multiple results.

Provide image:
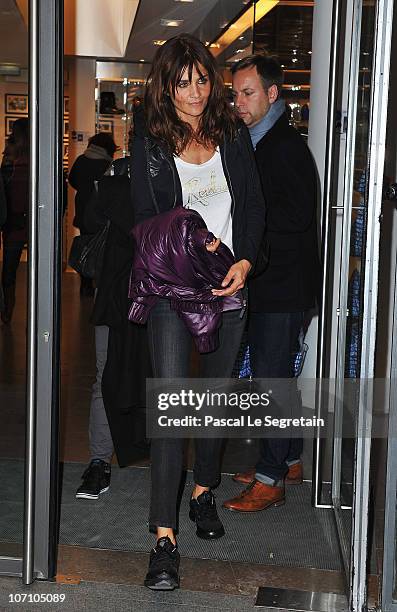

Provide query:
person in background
left=68, top=132, right=117, bottom=297
left=131, top=34, right=266, bottom=591
left=1, top=118, right=29, bottom=325
left=222, top=55, right=320, bottom=513
left=75, top=154, right=151, bottom=500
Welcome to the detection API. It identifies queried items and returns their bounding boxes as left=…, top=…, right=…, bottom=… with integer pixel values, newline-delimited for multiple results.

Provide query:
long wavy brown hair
left=145, top=34, right=238, bottom=154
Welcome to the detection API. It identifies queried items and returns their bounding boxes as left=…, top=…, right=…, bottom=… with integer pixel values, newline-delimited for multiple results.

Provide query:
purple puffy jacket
left=128, top=206, right=243, bottom=353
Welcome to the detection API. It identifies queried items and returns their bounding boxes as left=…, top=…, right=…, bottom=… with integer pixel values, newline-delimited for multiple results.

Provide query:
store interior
left=1, top=0, right=397, bottom=609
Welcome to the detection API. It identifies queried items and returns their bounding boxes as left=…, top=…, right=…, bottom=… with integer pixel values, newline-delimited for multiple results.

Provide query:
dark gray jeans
left=148, top=299, right=246, bottom=529
left=89, top=325, right=114, bottom=463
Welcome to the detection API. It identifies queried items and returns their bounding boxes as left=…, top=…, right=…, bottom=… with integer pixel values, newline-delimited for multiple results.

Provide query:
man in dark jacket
left=223, top=55, right=321, bottom=512
left=75, top=157, right=151, bottom=500
left=68, top=132, right=117, bottom=296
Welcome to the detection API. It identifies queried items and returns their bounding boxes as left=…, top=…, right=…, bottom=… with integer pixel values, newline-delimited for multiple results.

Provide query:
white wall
left=65, top=57, right=97, bottom=258
left=300, top=0, right=335, bottom=391
left=64, top=0, right=139, bottom=57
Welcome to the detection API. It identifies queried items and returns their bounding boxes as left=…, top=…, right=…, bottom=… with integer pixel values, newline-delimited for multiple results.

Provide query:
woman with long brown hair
left=131, top=34, right=266, bottom=590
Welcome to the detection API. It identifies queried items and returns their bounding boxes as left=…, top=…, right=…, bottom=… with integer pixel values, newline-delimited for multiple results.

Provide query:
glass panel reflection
left=254, top=0, right=313, bottom=139
left=340, top=0, right=377, bottom=509
left=0, top=1, right=29, bottom=556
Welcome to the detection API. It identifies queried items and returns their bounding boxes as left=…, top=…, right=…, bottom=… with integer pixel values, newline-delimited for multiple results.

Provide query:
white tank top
left=174, top=149, right=233, bottom=253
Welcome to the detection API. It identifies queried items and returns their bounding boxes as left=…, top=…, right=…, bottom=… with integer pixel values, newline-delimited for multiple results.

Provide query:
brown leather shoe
left=232, top=462, right=303, bottom=486
left=223, top=480, right=285, bottom=512
left=285, top=462, right=303, bottom=485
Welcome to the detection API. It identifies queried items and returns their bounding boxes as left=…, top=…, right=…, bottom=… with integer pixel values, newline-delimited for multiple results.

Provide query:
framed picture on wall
left=5, top=93, right=28, bottom=114
left=98, top=119, right=113, bottom=135
left=5, top=116, right=22, bottom=137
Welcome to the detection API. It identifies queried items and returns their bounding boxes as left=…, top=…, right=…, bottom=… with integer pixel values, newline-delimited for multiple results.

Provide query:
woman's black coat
left=89, top=173, right=152, bottom=467
left=131, top=116, right=267, bottom=271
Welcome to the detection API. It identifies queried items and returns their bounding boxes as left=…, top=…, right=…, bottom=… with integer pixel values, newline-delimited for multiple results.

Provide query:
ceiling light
left=211, top=1, right=279, bottom=57
left=153, top=40, right=166, bottom=46
left=140, top=59, right=145, bottom=62
left=292, top=58, right=298, bottom=63
left=160, top=18, right=184, bottom=26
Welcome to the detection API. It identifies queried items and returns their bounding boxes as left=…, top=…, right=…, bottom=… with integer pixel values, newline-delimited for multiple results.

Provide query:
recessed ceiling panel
left=124, top=0, right=221, bottom=62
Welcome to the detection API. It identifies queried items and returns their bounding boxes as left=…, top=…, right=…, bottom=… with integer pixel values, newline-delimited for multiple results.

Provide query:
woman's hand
left=206, top=237, right=221, bottom=253
left=212, top=259, right=252, bottom=297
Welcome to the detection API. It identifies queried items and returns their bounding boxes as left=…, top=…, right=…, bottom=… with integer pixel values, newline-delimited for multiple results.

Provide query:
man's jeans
left=89, top=325, right=114, bottom=463
left=248, top=311, right=304, bottom=485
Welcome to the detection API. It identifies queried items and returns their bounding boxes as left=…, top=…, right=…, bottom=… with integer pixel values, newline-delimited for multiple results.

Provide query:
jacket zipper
left=221, top=138, right=235, bottom=218
left=222, top=135, right=247, bottom=318
left=162, top=150, right=178, bottom=208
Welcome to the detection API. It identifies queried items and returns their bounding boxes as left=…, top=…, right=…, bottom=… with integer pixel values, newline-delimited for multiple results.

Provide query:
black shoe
left=189, top=490, right=225, bottom=540
left=75, top=459, right=111, bottom=499
left=144, top=537, right=180, bottom=590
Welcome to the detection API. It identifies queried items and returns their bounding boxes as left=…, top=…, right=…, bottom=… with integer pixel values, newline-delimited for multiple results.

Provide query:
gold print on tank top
left=184, top=170, right=229, bottom=208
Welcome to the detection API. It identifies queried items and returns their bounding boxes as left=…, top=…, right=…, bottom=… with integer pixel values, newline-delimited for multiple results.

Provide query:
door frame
left=0, top=0, right=63, bottom=583
left=311, top=0, right=394, bottom=608
left=28, top=0, right=64, bottom=583
left=347, top=1, right=394, bottom=608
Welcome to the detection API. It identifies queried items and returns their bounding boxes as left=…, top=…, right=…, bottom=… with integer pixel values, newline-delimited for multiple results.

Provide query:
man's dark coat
left=249, top=113, right=321, bottom=313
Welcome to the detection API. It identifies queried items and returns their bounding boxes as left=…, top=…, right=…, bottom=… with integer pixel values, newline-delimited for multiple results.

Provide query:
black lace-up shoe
left=75, top=459, right=111, bottom=500
left=189, top=490, right=225, bottom=539
left=144, top=537, right=180, bottom=590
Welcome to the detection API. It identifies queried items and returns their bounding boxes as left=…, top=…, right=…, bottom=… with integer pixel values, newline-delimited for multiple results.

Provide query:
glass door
left=0, top=0, right=63, bottom=582
left=316, top=0, right=394, bottom=609
left=0, top=2, right=29, bottom=575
